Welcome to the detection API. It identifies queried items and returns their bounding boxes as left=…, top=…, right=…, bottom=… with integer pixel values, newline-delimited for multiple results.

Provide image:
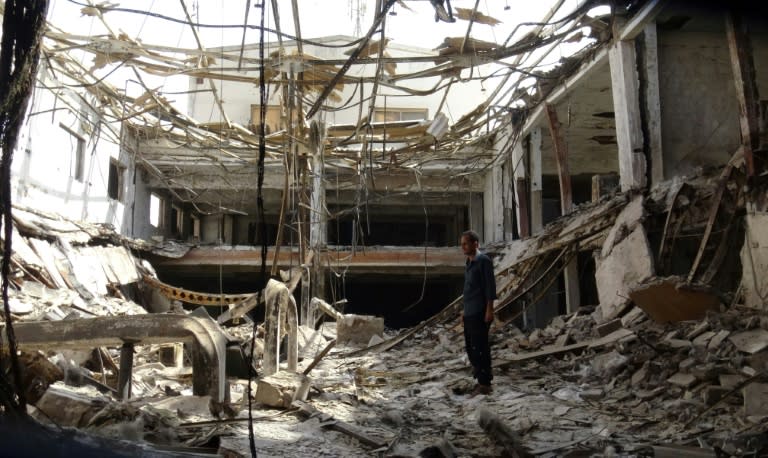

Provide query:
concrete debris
left=255, top=372, right=311, bottom=408
left=337, top=313, right=385, bottom=345
left=742, top=383, right=768, bottom=416
left=595, top=225, right=654, bottom=321
left=4, top=167, right=768, bottom=456
left=728, top=328, right=768, bottom=354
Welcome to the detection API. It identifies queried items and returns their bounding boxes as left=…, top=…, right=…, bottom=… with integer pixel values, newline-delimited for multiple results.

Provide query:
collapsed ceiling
left=35, top=0, right=620, bottom=214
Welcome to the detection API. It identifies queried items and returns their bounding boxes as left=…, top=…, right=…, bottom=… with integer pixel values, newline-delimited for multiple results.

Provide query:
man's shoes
left=469, top=384, right=492, bottom=397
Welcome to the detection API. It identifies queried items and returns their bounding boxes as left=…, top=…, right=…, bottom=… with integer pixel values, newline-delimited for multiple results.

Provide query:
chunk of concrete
left=667, top=372, right=697, bottom=388
left=729, top=329, right=768, bottom=354
left=743, top=383, right=768, bottom=416
left=591, top=351, right=629, bottom=378
left=596, top=225, right=654, bottom=321
left=255, top=372, right=310, bottom=409
left=337, top=314, right=384, bottom=345
left=33, top=384, right=105, bottom=427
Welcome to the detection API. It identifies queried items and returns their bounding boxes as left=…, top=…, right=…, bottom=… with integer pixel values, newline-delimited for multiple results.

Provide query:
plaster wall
left=11, top=76, right=126, bottom=230
left=657, top=30, right=741, bottom=177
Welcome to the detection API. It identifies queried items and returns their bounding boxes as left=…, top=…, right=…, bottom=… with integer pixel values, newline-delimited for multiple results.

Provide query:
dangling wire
left=247, top=1, right=269, bottom=456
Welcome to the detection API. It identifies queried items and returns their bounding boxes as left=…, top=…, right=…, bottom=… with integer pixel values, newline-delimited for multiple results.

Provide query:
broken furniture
left=2, top=313, right=230, bottom=403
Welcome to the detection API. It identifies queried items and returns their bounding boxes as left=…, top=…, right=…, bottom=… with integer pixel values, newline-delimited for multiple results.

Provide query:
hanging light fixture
left=504, top=1, right=511, bottom=11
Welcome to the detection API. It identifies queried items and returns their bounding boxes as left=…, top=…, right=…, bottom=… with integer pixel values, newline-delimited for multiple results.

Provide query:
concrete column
left=511, top=140, right=529, bottom=237
left=469, top=192, right=484, bottom=237
left=640, top=22, right=664, bottom=185
left=529, top=128, right=543, bottom=234
left=483, top=164, right=504, bottom=243
left=308, top=121, right=327, bottom=325
left=609, top=38, right=647, bottom=191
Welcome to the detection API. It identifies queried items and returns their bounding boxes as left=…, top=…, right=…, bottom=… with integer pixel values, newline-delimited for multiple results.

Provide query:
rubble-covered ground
left=2, top=168, right=768, bottom=457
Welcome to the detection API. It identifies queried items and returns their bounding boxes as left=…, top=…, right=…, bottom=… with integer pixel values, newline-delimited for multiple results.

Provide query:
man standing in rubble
left=460, top=230, right=496, bottom=396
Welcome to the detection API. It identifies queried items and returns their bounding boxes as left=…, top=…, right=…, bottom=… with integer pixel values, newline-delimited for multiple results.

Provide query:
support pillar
left=640, top=22, right=663, bottom=185
left=609, top=36, right=646, bottom=191
left=483, top=164, right=504, bottom=243
left=308, top=120, right=327, bottom=325
left=512, top=141, right=530, bottom=238
left=529, top=128, right=543, bottom=234
left=545, top=104, right=580, bottom=313
left=118, top=341, right=135, bottom=400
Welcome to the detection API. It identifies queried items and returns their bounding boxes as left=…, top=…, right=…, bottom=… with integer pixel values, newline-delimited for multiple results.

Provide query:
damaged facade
left=2, top=0, right=768, bottom=456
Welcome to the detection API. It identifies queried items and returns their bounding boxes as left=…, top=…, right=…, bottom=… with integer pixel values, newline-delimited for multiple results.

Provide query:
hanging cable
left=246, top=2, right=269, bottom=456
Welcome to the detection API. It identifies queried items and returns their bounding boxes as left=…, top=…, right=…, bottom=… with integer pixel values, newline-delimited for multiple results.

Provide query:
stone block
left=337, top=314, right=384, bottom=345
left=255, top=371, right=310, bottom=409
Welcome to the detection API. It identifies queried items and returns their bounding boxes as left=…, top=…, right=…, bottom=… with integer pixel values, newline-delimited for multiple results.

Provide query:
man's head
left=461, top=230, right=480, bottom=257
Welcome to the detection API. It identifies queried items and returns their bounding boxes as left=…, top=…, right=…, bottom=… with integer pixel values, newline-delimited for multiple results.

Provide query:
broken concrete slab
left=743, top=383, right=768, bottom=416
left=728, top=329, right=768, bottom=354
left=596, top=225, right=654, bottom=321
left=600, top=194, right=646, bottom=259
left=629, top=277, right=720, bottom=323
left=337, top=314, right=384, bottom=346
left=255, top=371, right=311, bottom=409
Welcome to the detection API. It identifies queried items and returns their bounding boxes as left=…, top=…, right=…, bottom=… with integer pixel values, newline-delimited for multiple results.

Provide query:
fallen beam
left=3, top=314, right=229, bottom=403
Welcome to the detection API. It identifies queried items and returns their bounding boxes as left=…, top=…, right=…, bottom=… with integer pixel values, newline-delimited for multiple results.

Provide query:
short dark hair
left=462, top=230, right=479, bottom=243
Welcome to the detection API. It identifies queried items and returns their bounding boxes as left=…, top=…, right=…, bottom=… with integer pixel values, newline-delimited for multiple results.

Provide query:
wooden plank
left=725, top=10, right=760, bottom=177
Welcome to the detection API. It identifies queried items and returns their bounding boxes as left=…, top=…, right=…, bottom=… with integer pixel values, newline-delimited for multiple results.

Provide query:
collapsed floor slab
left=3, top=314, right=230, bottom=403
